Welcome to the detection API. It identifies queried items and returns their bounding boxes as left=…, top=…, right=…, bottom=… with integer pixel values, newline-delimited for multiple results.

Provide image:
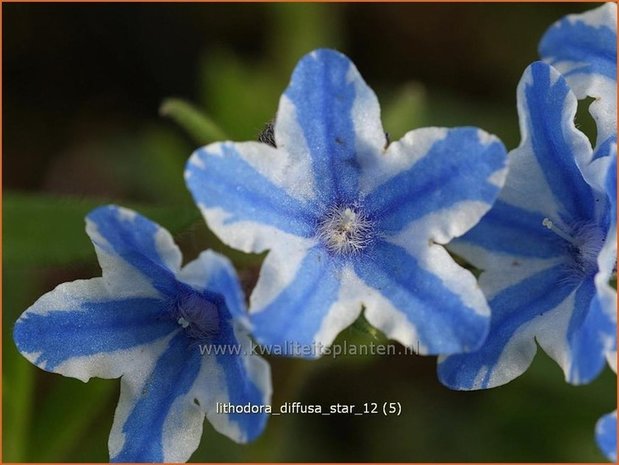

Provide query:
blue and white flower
left=540, top=2, right=617, bottom=152
left=438, top=62, right=617, bottom=390
left=185, top=48, right=508, bottom=357
left=13, top=206, right=271, bottom=462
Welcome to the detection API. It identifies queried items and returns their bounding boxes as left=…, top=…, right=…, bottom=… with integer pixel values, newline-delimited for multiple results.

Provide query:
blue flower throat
left=317, top=204, right=375, bottom=255
left=543, top=217, right=607, bottom=279
left=168, top=289, right=223, bottom=341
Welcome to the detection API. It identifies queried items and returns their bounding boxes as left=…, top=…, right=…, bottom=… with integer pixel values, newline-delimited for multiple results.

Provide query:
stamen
left=317, top=204, right=374, bottom=255
left=542, top=218, right=577, bottom=245
left=543, top=217, right=606, bottom=280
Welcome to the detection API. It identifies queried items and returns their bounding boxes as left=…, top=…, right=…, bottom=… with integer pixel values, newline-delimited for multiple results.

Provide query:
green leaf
left=159, top=98, right=228, bottom=145
left=28, top=377, right=116, bottom=462
left=199, top=50, right=284, bottom=141
left=3, top=192, right=200, bottom=267
left=4, top=191, right=265, bottom=269
left=3, top=270, right=37, bottom=462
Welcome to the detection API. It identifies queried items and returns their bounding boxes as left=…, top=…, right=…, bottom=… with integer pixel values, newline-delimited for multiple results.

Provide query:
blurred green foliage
left=3, top=3, right=614, bottom=463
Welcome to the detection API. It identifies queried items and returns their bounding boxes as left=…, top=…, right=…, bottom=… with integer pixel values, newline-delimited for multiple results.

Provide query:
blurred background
left=3, top=2, right=615, bottom=462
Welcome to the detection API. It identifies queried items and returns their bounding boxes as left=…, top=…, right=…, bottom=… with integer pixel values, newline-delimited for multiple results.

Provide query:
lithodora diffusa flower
left=185, top=49, right=508, bottom=357
left=13, top=206, right=271, bottom=463
left=439, top=62, right=617, bottom=390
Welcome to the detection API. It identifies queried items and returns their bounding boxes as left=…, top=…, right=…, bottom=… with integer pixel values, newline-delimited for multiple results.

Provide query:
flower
left=13, top=205, right=271, bottom=462
left=539, top=3, right=617, bottom=150
left=185, top=48, right=508, bottom=357
left=438, top=61, right=617, bottom=390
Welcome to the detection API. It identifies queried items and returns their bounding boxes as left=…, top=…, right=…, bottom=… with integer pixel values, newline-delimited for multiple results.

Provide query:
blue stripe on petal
left=540, top=8, right=617, bottom=82
left=250, top=246, right=342, bottom=357
left=593, top=135, right=617, bottom=161
left=365, top=128, right=506, bottom=234
left=438, top=264, right=575, bottom=390
left=212, top=321, right=268, bottom=441
left=354, top=240, right=488, bottom=354
left=282, top=49, right=363, bottom=204
left=87, top=206, right=179, bottom=294
left=567, top=277, right=616, bottom=384
left=112, top=332, right=201, bottom=462
left=186, top=143, right=317, bottom=239
left=596, top=411, right=618, bottom=462
left=13, top=294, right=176, bottom=372
left=523, top=62, right=596, bottom=223
left=459, top=200, right=566, bottom=259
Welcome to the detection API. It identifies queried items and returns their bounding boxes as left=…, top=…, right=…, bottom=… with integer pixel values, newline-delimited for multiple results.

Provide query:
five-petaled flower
left=13, top=206, right=271, bottom=463
left=185, top=48, right=508, bottom=357
left=438, top=61, right=617, bottom=389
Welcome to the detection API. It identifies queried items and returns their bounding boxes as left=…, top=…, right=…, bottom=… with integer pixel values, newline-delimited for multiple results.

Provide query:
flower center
left=171, top=291, right=221, bottom=341
left=317, top=204, right=374, bottom=255
left=543, top=217, right=605, bottom=278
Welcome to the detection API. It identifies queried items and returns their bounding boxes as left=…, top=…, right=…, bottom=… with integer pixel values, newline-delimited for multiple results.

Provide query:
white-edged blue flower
left=438, top=62, right=617, bottom=390
left=540, top=2, right=617, bottom=151
left=185, top=48, right=508, bottom=358
left=13, top=205, right=271, bottom=463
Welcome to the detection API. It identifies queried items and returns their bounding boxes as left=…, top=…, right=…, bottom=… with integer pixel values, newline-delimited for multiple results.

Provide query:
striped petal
left=517, top=61, right=595, bottom=222
left=86, top=205, right=181, bottom=296
left=362, top=127, right=508, bottom=239
left=110, top=319, right=271, bottom=462
left=539, top=3, right=617, bottom=148
left=250, top=246, right=361, bottom=357
left=200, top=320, right=271, bottom=443
left=110, top=332, right=202, bottom=462
left=596, top=411, right=618, bottom=462
left=354, top=240, right=490, bottom=355
left=540, top=3, right=617, bottom=93
left=275, top=48, right=387, bottom=206
left=13, top=278, right=176, bottom=382
left=438, top=264, right=578, bottom=389
left=185, top=141, right=318, bottom=254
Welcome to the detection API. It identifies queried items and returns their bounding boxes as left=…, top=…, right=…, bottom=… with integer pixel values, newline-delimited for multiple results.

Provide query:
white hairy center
left=317, top=205, right=374, bottom=255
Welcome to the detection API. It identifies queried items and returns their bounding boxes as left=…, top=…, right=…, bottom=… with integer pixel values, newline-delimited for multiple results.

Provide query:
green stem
left=159, top=98, right=228, bottom=145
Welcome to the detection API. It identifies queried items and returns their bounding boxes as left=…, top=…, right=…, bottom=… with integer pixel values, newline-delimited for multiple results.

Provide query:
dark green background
left=3, top=3, right=614, bottom=462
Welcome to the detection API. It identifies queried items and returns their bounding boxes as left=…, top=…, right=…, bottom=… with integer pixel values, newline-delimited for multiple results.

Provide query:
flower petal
left=275, top=48, right=386, bottom=205
left=250, top=246, right=359, bottom=357
left=86, top=205, right=181, bottom=295
left=362, top=127, right=507, bottom=238
left=354, top=240, right=489, bottom=355
left=539, top=2, right=617, bottom=145
left=540, top=3, right=616, bottom=90
left=177, top=250, right=247, bottom=321
left=539, top=3, right=617, bottom=160
left=596, top=411, right=618, bottom=462
left=438, top=264, right=577, bottom=390
left=109, top=332, right=203, bottom=462
left=185, top=141, right=318, bottom=254
left=13, top=278, right=176, bottom=382
left=199, top=321, right=271, bottom=443
left=565, top=277, right=616, bottom=384
left=515, top=62, right=595, bottom=223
